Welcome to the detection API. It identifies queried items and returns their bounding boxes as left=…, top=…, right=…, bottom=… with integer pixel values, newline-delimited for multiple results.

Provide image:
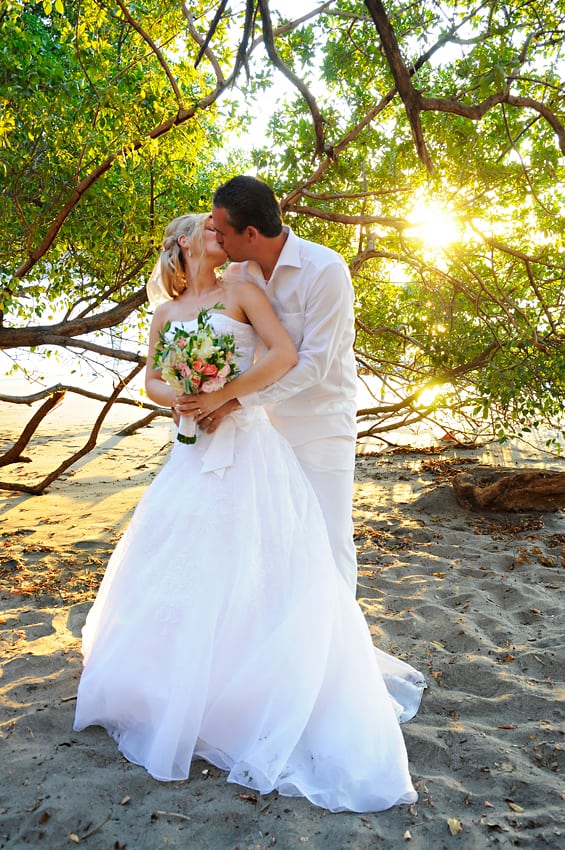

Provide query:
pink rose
left=191, top=373, right=202, bottom=387
left=177, top=338, right=186, bottom=349
left=201, top=377, right=225, bottom=393
left=178, top=363, right=191, bottom=377
left=201, top=362, right=219, bottom=377
left=218, top=363, right=231, bottom=379
left=192, top=358, right=204, bottom=372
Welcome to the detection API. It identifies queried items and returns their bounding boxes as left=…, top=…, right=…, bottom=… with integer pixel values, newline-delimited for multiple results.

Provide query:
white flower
left=161, top=367, right=183, bottom=392
left=193, top=333, right=217, bottom=360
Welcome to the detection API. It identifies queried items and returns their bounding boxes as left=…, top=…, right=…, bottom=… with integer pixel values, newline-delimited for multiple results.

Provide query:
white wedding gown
left=74, top=314, right=425, bottom=813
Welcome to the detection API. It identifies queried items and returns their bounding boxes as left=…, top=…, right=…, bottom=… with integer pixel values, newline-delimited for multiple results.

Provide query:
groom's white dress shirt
left=232, top=226, right=358, bottom=457
left=227, top=226, right=359, bottom=593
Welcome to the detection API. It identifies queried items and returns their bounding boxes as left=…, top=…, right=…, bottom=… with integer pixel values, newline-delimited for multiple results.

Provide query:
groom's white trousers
left=292, top=438, right=358, bottom=596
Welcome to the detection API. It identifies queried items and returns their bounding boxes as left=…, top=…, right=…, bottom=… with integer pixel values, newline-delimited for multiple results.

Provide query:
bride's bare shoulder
left=222, top=265, right=263, bottom=304
left=222, top=263, right=254, bottom=285
left=151, top=300, right=177, bottom=326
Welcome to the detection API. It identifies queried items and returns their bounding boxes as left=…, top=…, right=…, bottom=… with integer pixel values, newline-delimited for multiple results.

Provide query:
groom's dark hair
left=213, top=176, right=283, bottom=237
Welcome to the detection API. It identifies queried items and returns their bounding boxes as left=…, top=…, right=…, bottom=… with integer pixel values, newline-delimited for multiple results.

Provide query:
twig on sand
left=81, top=813, right=112, bottom=839
left=153, top=810, right=192, bottom=822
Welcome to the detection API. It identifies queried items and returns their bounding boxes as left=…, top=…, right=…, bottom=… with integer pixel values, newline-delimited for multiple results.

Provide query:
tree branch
left=471, top=225, right=564, bottom=269
left=192, top=0, right=230, bottom=69
left=0, top=363, right=144, bottom=495
left=281, top=5, right=496, bottom=206
left=0, top=390, right=66, bottom=467
left=72, top=250, right=154, bottom=321
left=115, top=0, right=184, bottom=107
left=117, top=410, right=163, bottom=436
left=182, top=3, right=225, bottom=84
left=13, top=85, right=228, bottom=280
left=356, top=341, right=500, bottom=419
left=27, top=336, right=145, bottom=363
left=257, top=0, right=329, bottom=159
left=364, top=0, right=433, bottom=172
left=0, top=384, right=170, bottom=416
left=0, top=287, right=148, bottom=349
left=420, top=91, right=565, bottom=156
left=507, top=94, right=565, bottom=155
left=285, top=204, right=409, bottom=230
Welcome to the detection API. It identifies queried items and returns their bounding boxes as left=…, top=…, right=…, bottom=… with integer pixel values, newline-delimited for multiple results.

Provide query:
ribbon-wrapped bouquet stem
left=153, top=305, right=240, bottom=444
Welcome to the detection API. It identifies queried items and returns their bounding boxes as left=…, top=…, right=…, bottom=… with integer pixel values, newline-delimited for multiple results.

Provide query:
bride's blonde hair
left=158, top=213, right=210, bottom=299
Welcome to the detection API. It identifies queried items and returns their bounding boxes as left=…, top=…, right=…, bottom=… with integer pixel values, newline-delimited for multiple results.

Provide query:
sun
left=406, top=203, right=461, bottom=250
left=416, top=383, right=444, bottom=408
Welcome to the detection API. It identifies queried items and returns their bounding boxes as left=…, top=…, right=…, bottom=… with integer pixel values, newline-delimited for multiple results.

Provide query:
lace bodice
left=168, top=313, right=257, bottom=373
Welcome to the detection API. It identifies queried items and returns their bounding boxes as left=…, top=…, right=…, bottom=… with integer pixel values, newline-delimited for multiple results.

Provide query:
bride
left=73, top=212, right=424, bottom=813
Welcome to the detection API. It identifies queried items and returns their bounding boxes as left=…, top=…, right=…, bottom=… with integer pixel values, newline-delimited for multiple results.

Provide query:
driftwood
left=452, top=467, right=565, bottom=513
left=117, top=410, right=162, bottom=436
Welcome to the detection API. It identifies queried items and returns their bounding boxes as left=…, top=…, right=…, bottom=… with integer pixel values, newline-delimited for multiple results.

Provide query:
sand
left=0, top=397, right=563, bottom=849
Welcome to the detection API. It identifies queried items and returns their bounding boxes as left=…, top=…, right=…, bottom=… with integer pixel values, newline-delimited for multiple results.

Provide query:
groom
left=194, top=175, right=359, bottom=595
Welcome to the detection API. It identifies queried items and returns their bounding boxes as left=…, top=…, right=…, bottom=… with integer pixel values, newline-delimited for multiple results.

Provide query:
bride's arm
left=145, top=305, right=178, bottom=408
left=181, top=283, right=297, bottom=420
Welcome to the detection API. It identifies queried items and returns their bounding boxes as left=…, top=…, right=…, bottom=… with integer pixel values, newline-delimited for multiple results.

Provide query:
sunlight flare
left=406, top=203, right=461, bottom=249
left=416, top=383, right=448, bottom=408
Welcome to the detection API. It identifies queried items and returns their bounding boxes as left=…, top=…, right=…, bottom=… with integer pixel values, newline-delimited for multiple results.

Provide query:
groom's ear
left=246, top=225, right=259, bottom=242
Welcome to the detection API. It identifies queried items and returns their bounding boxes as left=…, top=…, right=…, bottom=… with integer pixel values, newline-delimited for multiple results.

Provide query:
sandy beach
left=0, top=396, right=563, bottom=849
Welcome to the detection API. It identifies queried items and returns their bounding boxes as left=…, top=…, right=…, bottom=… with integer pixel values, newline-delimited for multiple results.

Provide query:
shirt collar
left=275, top=226, right=301, bottom=271
left=245, top=226, right=301, bottom=285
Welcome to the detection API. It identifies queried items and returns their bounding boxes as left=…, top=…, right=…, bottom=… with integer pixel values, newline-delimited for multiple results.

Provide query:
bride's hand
left=176, top=392, right=225, bottom=427
left=199, top=399, right=241, bottom=432
left=176, top=395, right=240, bottom=433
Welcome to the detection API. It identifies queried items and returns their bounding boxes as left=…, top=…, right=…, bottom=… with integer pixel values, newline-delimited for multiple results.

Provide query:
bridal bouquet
left=153, top=304, right=239, bottom=444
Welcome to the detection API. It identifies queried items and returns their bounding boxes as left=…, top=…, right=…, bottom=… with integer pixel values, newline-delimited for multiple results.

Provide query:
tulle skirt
left=74, top=408, right=423, bottom=812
